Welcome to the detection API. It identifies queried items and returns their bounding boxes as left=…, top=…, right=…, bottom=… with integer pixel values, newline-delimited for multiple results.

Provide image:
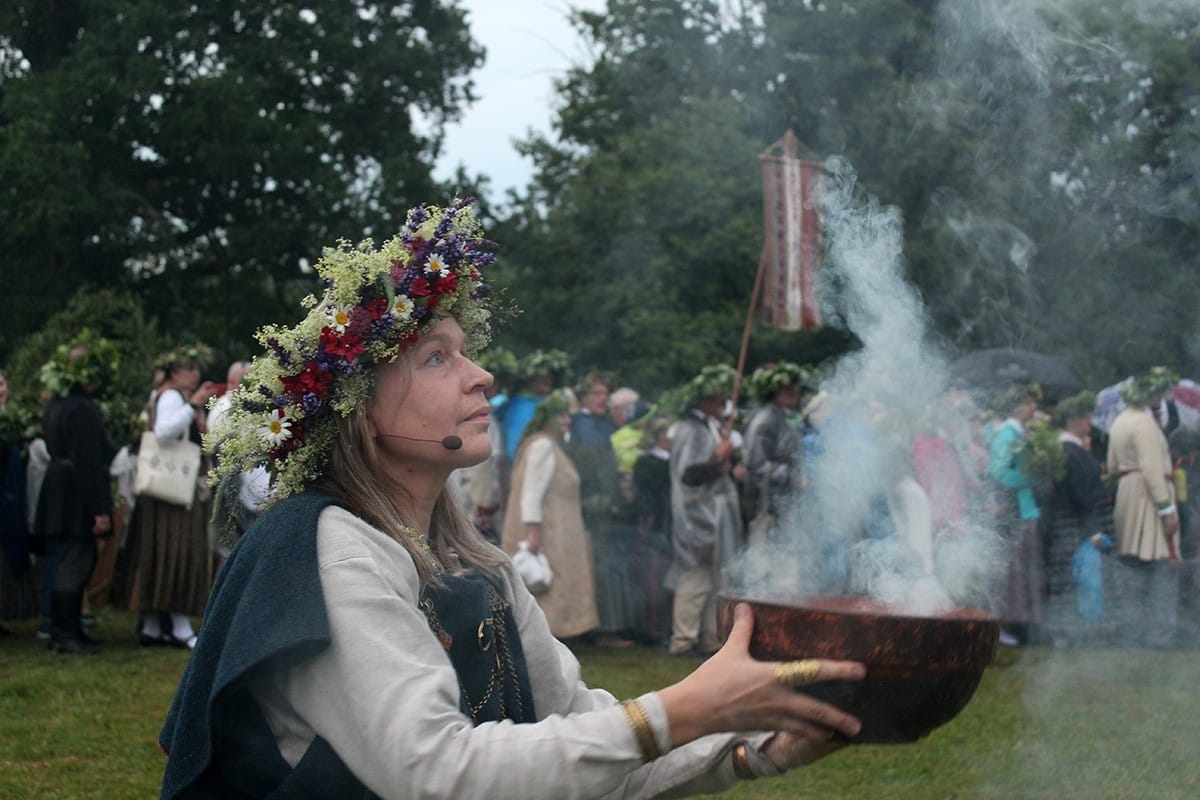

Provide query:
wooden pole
left=729, top=250, right=769, bottom=430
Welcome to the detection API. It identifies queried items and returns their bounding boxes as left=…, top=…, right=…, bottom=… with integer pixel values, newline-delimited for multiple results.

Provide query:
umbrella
left=948, top=348, right=1083, bottom=403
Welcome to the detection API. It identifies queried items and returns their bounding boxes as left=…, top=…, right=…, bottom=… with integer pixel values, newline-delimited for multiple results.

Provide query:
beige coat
left=1107, top=406, right=1177, bottom=561
left=501, top=434, right=599, bottom=638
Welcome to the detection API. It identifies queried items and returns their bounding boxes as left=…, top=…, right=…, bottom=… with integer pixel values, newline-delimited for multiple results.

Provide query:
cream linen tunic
left=250, top=506, right=771, bottom=800
left=501, top=434, right=600, bottom=638
left=1107, top=406, right=1177, bottom=561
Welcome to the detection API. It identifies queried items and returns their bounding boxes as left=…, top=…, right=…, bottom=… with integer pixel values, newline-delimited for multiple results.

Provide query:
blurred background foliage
left=2, top=0, right=1198, bottom=412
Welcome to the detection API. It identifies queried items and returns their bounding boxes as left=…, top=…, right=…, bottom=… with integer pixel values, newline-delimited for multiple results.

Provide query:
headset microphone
left=378, top=433, right=463, bottom=450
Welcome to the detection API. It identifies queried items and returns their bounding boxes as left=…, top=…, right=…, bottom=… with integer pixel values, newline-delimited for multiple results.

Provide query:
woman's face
left=582, top=382, right=610, bottom=416
left=1014, top=397, right=1037, bottom=423
left=776, top=385, right=802, bottom=410
left=172, top=364, right=201, bottom=392
left=368, top=318, right=494, bottom=474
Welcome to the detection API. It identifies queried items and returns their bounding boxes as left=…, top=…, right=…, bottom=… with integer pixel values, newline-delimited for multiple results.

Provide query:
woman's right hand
left=656, top=603, right=865, bottom=752
left=524, top=522, right=542, bottom=554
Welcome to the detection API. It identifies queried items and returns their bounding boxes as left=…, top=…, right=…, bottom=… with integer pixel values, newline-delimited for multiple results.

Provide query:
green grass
left=3, top=610, right=1200, bottom=798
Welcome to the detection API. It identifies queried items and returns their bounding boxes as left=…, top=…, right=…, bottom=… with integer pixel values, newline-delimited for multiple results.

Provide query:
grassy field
left=3, top=609, right=1200, bottom=799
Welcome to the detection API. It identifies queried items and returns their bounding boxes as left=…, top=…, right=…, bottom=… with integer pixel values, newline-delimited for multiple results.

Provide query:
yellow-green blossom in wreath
left=207, top=198, right=503, bottom=500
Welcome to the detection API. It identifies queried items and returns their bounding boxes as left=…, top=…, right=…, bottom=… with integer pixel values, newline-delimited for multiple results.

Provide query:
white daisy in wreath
left=259, top=408, right=294, bottom=447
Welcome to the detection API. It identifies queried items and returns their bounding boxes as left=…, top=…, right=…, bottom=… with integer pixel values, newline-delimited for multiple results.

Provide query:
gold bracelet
left=731, top=742, right=758, bottom=780
left=620, top=699, right=662, bottom=762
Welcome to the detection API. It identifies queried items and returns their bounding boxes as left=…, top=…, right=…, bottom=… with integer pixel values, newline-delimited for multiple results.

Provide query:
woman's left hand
left=759, top=730, right=846, bottom=770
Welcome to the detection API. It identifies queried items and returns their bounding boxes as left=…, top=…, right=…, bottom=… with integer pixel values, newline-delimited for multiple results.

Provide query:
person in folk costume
left=0, top=369, right=39, bottom=633
left=569, top=371, right=637, bottom=648
left=498, top=348, right=570, bottom=465
left=630, top=414, right=675, bottom=645
left=667, top=364, right=744, bottom=658
left=1107, top=367, right=1183, bottom=649
left=158, top=200, right=866, bottom=799
left=1167, top=424, right=1200, bottom=646
left=741, top=362, right=813, bottom=548
left=501, top=389, right=600, bottom=641
left=985, top=383, right=1044, bottom=646
left=33, top=333, right=117, bottom=653
left=123, top=344, right=219, bottom=649
left=910, top=389, right=988, bottom=542
left=1041, top=391, right=1113, bottom=646
left=609, top=387, right=648, bottom=480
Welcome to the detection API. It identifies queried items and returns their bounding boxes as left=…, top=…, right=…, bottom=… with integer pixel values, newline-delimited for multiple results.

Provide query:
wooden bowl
left=717, top=592, right=999, bottom=744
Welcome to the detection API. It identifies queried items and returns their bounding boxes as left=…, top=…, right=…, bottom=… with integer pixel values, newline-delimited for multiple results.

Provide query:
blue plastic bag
left=1072, top=533, right=1112, bottom=621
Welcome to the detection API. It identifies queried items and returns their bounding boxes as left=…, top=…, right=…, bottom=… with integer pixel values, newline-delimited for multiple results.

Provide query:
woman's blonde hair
left=308, top=363, right=507, bottom=585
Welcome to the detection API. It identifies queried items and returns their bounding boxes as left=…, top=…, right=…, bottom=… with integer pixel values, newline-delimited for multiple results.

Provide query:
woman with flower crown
left=159, top=200, right=865, bottom=800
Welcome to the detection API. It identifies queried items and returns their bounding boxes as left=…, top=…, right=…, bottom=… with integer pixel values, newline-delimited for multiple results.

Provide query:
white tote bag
left=134, top=430, right=203, bottom=510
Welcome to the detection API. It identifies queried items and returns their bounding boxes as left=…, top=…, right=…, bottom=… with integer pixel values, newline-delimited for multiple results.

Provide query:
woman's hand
left=759, top=730, right=846, bottom=769
left=524, top=522, right=542, bottom=554
left=657, top=603, right=865, bottom=750
left=190, top=381, right=218, bottom=408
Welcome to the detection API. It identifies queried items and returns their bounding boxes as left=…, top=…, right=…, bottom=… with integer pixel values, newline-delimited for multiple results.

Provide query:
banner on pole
left=759, top=132, right=824, bottom=330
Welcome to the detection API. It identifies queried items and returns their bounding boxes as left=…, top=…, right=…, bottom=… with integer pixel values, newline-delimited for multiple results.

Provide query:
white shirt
left=250, top=506, right=766, bottom=799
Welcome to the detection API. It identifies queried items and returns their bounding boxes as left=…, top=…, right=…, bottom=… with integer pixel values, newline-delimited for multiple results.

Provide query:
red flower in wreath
left=280, top=361, right=334, bottom=400
left=432, top=273, right=458, bottom=295
left=319, top=327, right=365, bottom=362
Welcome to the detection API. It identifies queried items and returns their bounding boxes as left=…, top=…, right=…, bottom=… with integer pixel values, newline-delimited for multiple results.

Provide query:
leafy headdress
left=747, top=361, right=816, bottom=403
left=157, top=344, right=215, bottom=374
left=207, top=199, right=500, bottom=499
left=1119, top=366, right=1178, bottom=406
left=39, top=329, right=121, bottom=397
left=679, top=364, right=737, bottom=410
left=519, top=349, right=571, bottom=382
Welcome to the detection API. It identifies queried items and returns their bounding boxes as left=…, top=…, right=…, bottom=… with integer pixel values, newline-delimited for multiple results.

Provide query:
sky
left=432, top=0, right=605, bottom=200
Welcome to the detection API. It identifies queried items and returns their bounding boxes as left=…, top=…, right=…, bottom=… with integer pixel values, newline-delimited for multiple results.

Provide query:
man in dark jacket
left=36, top=342, right=113, bottom=654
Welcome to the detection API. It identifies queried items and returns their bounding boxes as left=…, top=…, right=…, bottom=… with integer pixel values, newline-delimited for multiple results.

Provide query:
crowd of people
left=2, top=205, right=1200, bottom=799
left=2, top=330, right=1199, bottom=661
left=435, top=350, right=1200, bottom=656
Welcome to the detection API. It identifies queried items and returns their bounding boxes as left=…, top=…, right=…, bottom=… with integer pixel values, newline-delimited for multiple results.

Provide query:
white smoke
left=734, top=162, right=1006, bottom=616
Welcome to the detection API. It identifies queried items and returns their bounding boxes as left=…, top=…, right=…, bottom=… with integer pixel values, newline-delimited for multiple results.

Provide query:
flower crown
left=208, top=199, right=499, bottom=499
left=158, top=343, right=214, bottom=372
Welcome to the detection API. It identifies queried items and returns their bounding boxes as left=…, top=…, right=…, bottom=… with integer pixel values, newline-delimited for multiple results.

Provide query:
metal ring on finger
left=775, top=659, right=821, bottom=688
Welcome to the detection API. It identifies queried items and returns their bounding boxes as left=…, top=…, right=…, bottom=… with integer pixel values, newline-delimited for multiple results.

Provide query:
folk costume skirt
left=120, top=494, right=213, bottom=616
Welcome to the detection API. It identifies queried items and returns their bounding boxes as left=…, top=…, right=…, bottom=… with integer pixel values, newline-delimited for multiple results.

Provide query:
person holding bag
left=122, top=346, right=217, bottom=649
left=501, top=390, right=599, bottom=642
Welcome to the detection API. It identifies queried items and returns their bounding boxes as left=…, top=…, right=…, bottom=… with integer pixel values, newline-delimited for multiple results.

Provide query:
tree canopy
left=2, top=0, right=1199, bottom=404
left=493, top=0, right=1200, bottom=395
left=0, top=0, right=483, bottom=362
